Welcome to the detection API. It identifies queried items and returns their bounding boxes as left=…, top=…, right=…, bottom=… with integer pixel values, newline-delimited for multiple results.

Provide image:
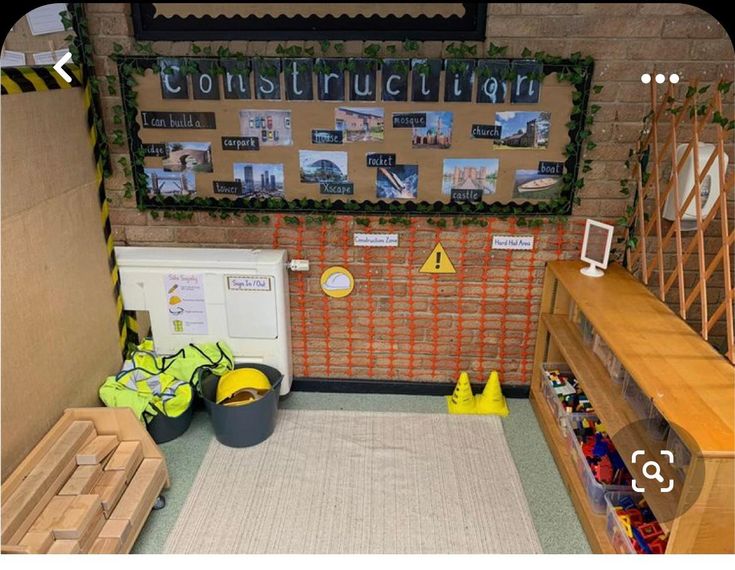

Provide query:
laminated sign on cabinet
left=224, top=275, right=278, bottom=339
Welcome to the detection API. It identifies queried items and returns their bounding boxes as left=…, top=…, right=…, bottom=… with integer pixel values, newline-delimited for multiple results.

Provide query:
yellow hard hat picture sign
left=320, top=266, right=355, bottom=298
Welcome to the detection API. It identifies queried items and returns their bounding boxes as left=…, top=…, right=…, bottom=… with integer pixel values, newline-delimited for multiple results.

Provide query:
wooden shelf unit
left=531, top=260, right=735, bottom=554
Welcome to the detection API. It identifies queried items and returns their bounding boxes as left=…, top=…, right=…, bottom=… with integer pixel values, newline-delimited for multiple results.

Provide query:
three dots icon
left=641, top=73, right=679, bottom=84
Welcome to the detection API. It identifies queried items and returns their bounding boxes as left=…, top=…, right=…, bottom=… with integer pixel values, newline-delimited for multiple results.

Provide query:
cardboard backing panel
left=1, top=89, right=96, bottom=219
left=1, top=88, right=123, bottom=481
left=131, top=67, right=573, bottom=206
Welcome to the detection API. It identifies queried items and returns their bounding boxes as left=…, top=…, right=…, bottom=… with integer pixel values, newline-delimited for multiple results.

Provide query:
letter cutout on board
left=410, top=59, right=441, bottom=102
left=511, top=60, right=542, bottom=104
left=192, top=59, right=220, bottom=100
left=444, top=59, right=475, bottom=103
left=381, top=59, right=408, bottom=101
left=158, top=57, right=188, bottom=99
left=284, top=58, right=313, bottom=101
left=253, top=58, right=282, bottom=100
left=316, top=58, right=345, bottom=101
left=476, top=59, right=509, bottom=104
left=350, top=58, right=376, bottom=101
left=222, top=59, right=251, bottom=99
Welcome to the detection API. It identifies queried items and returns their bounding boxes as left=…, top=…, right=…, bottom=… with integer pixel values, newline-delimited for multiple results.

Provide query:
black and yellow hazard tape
left=79, top=73, right=140, bottom=353
left=1, top=32, right=139, bottom=354
left=0, top=64, right=82, bottom=94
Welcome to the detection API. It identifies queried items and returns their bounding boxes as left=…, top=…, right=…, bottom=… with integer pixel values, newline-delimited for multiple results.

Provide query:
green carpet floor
left=133, top=393, right=591, bottom=554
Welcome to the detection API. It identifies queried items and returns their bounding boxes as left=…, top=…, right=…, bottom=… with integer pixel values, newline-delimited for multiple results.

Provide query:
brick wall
left=86, top=3, right=734, bottom=383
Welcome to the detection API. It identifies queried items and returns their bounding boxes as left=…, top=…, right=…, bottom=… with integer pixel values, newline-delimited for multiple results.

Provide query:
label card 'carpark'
left=221, top=136, right=259, bottom=151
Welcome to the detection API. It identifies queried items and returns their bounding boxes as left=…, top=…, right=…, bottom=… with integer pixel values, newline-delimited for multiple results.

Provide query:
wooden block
left=76, top=435, right=119, bottom=465
left=105, top=441, right=143, bottom=483
left=89, top=537, right=122, bottom=554
left=9, top=458, right=78, bottom=543
left=59, top=464, right=103, bottom=496
left=115, top=460, right=166, bottom=553
left=110, top=458, right=165, bottom=525
left=42, top=494, right=103, bottom=540
left=30, top=496, right=75, bottom=532
left=18, top=530, right=54, bottom=553
left=1, top=420, right=95, bottom=544
left=79, top=510, right=106, bottom=553
left=98, top=518, right=131, bottom=545
left=47, top=539, right=80, bottom=554
left=93, top=470, right=127, bottom=517
left=1, top=544, right=31, bottom=554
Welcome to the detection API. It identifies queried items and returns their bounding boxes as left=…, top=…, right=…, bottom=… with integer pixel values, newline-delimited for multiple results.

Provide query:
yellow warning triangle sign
left=419, top=242, right=456, bottom=274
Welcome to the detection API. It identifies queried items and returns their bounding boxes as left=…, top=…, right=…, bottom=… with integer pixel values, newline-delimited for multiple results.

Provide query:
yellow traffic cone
left=475, top=371, right=509, bottom=416
left=447, top=371, right=477, bottom=414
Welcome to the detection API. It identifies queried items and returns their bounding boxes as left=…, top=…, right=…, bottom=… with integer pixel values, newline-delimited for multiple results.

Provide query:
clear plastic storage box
left=578, top=311, right=595, bottom=346
left=623, top=374, right=652, bottom=420
left=608, top=355, right=627, bottom=385
left=569, top=434, right=632, bottom=513
left=540, top=362, right=597, bottom=434
left=622, top=374, right=670, bottom=441
left=604, top=491, right=642, bottom=554
left=666, top=427, right=692, bottom=480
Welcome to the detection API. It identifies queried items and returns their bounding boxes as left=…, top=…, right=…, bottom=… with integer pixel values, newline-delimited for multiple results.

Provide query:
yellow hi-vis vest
left=99, top=341, right=234, bottom=419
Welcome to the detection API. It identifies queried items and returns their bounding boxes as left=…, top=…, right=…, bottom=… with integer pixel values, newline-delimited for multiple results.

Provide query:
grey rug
left=164, top=409, right=542, bottom=554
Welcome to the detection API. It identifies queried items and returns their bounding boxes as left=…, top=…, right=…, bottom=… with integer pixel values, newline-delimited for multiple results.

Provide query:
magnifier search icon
left=632, top=451, right=675, bottom=493
left=642, top=460, right=664, bottom=482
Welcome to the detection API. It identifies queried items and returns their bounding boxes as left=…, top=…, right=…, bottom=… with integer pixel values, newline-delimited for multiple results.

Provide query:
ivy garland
left=64, top=3, right=112, bottom=177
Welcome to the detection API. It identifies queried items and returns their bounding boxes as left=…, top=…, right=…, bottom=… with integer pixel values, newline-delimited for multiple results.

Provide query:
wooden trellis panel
left=625, top=78, right=734, bottom=364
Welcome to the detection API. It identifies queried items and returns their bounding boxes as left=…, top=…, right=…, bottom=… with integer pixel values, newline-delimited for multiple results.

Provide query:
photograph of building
left=495, top=111, right=551, bottom=149
left=441, top=159, right=499, bottom=196
left=412, top=111, right=453, bottom=149
left=162, top=142, right=213, bottom=172
left=335, top=107, right=384, bottom=142
left=239, top=110, right=293, bottom=146
left=233, top=162, right=285, bottom=197
left=299, top=151, right=348, bottom=183
left=144, top=167, right=196, bottom=196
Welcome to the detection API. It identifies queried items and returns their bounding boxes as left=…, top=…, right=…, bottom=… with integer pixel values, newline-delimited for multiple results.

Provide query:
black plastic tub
left=146, top=396, right=195, bottom=444
left=200, top=363, right=283, bottom=448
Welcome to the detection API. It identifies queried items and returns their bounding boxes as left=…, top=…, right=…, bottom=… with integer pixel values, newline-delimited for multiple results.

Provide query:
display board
left=119, top=56, right=593, bottom=215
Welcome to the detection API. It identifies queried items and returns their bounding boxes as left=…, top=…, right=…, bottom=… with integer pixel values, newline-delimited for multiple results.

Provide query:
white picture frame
left=580, top=218, right=614, bottom=278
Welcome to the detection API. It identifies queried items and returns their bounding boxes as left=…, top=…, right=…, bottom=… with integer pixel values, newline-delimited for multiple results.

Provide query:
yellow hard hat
left=216, top=368, right=271, bottom=407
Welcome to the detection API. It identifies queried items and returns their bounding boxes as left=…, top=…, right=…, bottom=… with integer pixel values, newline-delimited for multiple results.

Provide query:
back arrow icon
left=53, top=52, right=73, bottom=83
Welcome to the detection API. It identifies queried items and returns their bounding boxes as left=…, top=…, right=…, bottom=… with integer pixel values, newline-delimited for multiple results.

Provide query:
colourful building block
left=648, top=537, right=667, bottom=554
left=638, top=522, right=664, bottom=542
left=619, top=496, right=636, bottom=511
left=621, top=508, right=643, bottom=526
